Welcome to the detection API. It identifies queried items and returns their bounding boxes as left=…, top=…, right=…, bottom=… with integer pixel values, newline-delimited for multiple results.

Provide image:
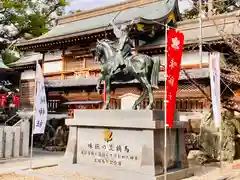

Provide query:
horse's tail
left=151, top=57, right=160, bottom=89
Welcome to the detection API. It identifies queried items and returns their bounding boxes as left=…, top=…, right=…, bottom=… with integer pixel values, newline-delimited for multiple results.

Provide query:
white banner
left=33, top=63, right=47, bottom=134
left=209, top=52, right=221, bottom=128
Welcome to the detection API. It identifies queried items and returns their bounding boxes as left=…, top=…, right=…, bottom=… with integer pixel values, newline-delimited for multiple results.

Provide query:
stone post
left=0, top=127, right=3, bottom=158
left=4, top=127, right=14, bottom=159
left=20, top=119, right=30, bottom=157
left=13, top=126, right=21, bottom=158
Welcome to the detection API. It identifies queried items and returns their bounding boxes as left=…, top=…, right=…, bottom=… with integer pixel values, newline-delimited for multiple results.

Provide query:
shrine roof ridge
left=57, top=0, right=161, bottom=25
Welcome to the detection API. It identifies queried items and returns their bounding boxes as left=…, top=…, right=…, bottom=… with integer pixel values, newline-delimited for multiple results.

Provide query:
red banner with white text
left=166, top=29, right=184, bottom=128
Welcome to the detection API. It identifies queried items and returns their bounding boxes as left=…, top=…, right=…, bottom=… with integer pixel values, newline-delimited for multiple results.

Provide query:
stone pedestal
left=61, top=110, right=193, bottom=180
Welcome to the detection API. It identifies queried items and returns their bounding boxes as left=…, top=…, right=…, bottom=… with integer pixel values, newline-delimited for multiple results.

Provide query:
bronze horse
left=95, top=39, right=160, bottom=110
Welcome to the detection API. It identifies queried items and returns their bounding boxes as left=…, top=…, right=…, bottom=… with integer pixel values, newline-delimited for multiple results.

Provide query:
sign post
left=164, top=24, right=168, bottom=180
left=209, top=52, right=222, bottom=168
left=164, top=26, right=184, bottom=180
left=29, top=61, right=48, bottom=169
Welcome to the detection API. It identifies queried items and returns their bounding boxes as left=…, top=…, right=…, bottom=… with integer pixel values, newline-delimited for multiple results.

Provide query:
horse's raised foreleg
left=102, top=76, right=111, bottom=110
left=141, top=76, right=154, bottom=110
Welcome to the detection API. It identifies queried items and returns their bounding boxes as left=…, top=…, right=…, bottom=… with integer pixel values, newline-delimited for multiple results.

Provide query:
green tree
left=0, top=0, right=69, bottom=64
left=182, top=0, right=240, bottom=19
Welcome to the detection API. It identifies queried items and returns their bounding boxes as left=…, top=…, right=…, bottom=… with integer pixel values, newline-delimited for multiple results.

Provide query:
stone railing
left=0, top=119, right=30, bottom=159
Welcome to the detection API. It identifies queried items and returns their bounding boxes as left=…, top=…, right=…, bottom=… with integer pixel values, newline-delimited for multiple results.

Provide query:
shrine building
left=10, top=0, right=240, bottom=119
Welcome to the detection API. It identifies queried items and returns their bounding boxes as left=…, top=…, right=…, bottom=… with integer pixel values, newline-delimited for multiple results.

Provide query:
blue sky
left=65, top=0, right=192, bottom=13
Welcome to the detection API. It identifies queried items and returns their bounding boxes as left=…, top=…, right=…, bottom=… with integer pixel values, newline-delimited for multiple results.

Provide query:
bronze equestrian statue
left=109, top=20, right=134, bottom=74
left=95, top=20, right=160, bottom=110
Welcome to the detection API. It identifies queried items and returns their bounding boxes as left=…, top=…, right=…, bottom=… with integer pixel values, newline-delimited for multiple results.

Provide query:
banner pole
left=210, top=52, right=222, bottom=170
left=219, top=119, right=222, bottom=170
left=199, top=0, right=203, bottom=68
left=29, top=112, right=35, bottom=169
left=29, top=61, right=38, bottom=170
left=103, top=80, right=106, bottom=104
left=164, top=23, right=168, bottom=180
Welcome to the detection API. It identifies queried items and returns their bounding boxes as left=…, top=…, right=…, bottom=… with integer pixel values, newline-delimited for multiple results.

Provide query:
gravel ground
left=0, top=173, right=42, bottom=180
left=185, top=160, right=240, bottom=180
left=33, top=167, right=97, bottom=180
left=0, top=160, right=240, bottom=180
left=0, top=167, right=99, bottom=180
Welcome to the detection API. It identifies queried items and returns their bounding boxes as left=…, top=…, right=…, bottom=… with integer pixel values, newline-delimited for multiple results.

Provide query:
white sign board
left=120, top=93, right=139, bottom=110
left=77, top=128, right=143, bottom=171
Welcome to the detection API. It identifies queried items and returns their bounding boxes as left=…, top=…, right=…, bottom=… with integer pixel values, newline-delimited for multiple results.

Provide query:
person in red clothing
left=6, top=91, right=15, bottom=117
left=13, top=94, right=19, bottom=110
left=1, top=94, right=6, bottom=108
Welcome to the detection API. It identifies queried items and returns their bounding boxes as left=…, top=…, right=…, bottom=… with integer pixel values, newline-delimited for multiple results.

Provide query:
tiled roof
left=140, top=11, right=240, bottom=48
left=62, top=101, right=102, bottom=105
left=45, top=77, right=98, bottom=88
left=16, top=0, right=179, bottom=46
left=45, top=68, right=209, bottom=88
left=8, top=52, right=42, bottom=67
left=18, top=110, right=68, bottom=119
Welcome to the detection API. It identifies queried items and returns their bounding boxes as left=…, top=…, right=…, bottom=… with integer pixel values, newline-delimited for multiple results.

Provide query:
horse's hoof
left=152, top=85, right=159, bottom=89
left=102, top=105, right=109, bottom=110
left=145, top=105, right=153, bottom=110
left=97, top=89, right=103, bottom=95
left=132, top=106, right=137, bottom=110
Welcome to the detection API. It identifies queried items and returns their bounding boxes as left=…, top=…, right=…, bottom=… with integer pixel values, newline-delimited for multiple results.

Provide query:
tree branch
left=181, top=68, right=212, bottom=102
left=45, top=3, right=61, bottom=18
left=181, top=68, right=240, bottom=112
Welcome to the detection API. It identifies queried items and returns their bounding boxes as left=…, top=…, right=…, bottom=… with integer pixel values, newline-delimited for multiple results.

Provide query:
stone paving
left=0, top=148, right=240, bottom=180
left=0, top=148, right=63, bottom=174
left=0, top=163, right=239, bottom=180
left=0, top=166, right=238, bottom=180
left=0, top=161, right=239, bottom=180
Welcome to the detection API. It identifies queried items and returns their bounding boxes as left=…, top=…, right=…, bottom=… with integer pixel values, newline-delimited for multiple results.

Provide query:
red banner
left=166, top=29, right=184, bottom=128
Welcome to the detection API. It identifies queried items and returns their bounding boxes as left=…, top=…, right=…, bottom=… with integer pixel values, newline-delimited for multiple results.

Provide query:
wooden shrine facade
left=11, top=0, right=240, bottom=116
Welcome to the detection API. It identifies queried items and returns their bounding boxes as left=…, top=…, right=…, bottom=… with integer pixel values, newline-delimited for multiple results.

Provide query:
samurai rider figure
left=110, top=20, right=134, bottom=74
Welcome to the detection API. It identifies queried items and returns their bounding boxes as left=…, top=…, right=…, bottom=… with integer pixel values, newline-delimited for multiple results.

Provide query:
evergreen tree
left=0, top=0, right=68, bottom=64
left=182, top=0, right=240, bottom=19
